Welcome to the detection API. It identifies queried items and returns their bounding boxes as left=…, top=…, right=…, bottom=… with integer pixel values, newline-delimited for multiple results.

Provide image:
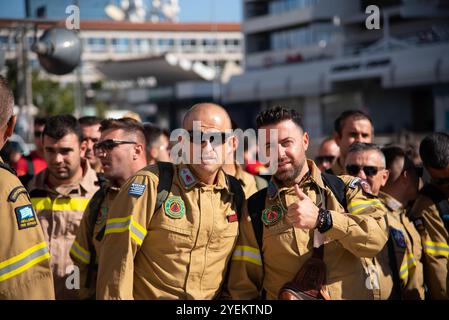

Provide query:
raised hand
left=285, top=184, right=320, bottom=229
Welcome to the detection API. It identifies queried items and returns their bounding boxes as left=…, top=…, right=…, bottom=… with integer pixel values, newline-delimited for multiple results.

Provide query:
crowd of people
left=0, top=75, right=448, bottom=300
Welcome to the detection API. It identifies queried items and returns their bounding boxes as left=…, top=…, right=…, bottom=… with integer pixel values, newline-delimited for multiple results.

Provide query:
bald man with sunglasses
left=70, top=118, right=147, bottom=299
left=345, top=142, right=420, bottom=299
left=96, top=103, right=245, bottom=299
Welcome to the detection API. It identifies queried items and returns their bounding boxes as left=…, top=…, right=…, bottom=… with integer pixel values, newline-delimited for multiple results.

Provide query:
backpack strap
left=321, top=172, right=348, bottom=212
left=247, top=188, right=268, bottom=253
left=226, top=175, right=245, bottom=221
left=155, top=161, right=174, bottom=212
left=85, top=187, right=107, bottom=288
left=385, top=215, right=403, bottom=300
left=419, top=184, right=449, bottom=232
left=24, top=154, right=34, bottom=176
left=0, top=161, right=16, bottom=175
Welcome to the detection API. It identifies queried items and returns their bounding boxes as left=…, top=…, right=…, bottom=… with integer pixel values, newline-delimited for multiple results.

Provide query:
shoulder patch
left=180, top=167, right=196, bottom=188
left=128, top=183, right=146, bottom=198
left=15, top=205, right=38, bottom=230
left=8, top=186, right=30, bottom=203
left=390, top=228, right=407, bottom=248
left=348, top=177, right=361, bottom=189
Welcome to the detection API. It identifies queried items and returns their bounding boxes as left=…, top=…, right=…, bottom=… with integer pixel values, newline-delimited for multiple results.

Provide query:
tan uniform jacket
left=329, top=158, right=345, bottom=176
left=377, top=192, right=425, bottom=300
left=96, top=164, right=241, bottom=300
left=70, top=184, right=120, bottom=299
left=28, top=161, right=98, bottom=299
left=227, top=160, right=388, bottom=300
left=235, top=165, right=267, bottom=199
left=409, top=188, right=449, bottom=300
left=0, top=157, right=55, bottom=300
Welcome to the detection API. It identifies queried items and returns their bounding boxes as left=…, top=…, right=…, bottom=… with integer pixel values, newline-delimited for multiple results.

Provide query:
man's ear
left=333, top=131, right=341, bottom=146
left=4, top=115, right=16, bottom=140
left=79, top=140, right=88, bottom=158
left=303, top=131, right=309, bottom=151
left=381, top=169, right=390, bottom=187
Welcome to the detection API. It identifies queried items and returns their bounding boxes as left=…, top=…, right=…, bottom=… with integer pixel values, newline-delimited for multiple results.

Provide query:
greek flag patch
left=15, top=205, right=38, bottom=230
left=128, top=183, right=146, bottom=197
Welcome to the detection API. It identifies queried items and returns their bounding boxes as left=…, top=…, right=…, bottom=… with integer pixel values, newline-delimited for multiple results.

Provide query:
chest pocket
left=208, top=214, right=239, bottom=251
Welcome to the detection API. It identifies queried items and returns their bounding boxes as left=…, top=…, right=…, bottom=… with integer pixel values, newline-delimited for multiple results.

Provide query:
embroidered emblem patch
left=164, top=196, right=186, bottom=219
left=96, top=206, right=108, bottom=225
left=390, top=228, right=407, bottom=248
left=349, top=177, right=361, bottom=189
left=267, top=181, right=278, bottom=199
left=180, top=167, right=196, bottom=188
left=15, top=205, right=38, bottom=230
left=227, top=212, right=238, bottom=223
left=128, top=183, right=146, bottom=197
left=261, top=204, right=283, bottom=226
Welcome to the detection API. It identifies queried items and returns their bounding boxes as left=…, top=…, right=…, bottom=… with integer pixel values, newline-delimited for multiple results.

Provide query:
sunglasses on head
left=93, top=139, right=136, bottom=153
left=346, top=165, right=384, bottom=177
left=187, top=130, right=229, bottom=145
left=315, top=155, right=335, bottom=164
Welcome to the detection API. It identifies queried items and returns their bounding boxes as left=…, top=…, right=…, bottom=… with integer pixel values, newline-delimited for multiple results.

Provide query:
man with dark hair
left=345, top=142, right=420, bottom=299
left=379, top=146, right=424, bottom=299
left=28, top=114, right=99, bottom=299
left=316, top=137, right=340, bottom=172
left=329, top=110, right=374, bottom=175
left=71, top=118, right=148, bottom=299
left=79, top=116, right=103, bottom=173
left=410, top=132, right=449, bottom=300
left=15, top=116, right=47, bottom=179
left=0, top=76, right=54, bottom=299
left=142, top=123, right=170, bottom=164
left=227, top=106, right=388, bottom=300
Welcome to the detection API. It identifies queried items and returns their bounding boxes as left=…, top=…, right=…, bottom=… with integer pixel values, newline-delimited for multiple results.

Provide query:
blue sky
left=0, top=0, right=242, bottom=22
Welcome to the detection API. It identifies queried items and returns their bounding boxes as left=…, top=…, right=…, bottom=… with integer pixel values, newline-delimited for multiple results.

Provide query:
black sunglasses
left=316, top=155, right=335, bottom=164
left=93, top=139, right=136, bottom=153
left=34, top=131, right=44, bottom=138
left=346, top=165, right=384, bottom=177
left=187, top=130, right=229, bottom=145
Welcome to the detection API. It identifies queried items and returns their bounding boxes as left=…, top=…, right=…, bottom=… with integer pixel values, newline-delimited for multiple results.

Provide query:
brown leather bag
left=278, top=246, right=331, bottom=300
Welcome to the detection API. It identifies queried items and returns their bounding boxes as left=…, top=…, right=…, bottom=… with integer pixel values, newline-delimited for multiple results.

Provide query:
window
left=87, top=37, right=106, bottom=52
left=112, top=38, right=130, bottom=53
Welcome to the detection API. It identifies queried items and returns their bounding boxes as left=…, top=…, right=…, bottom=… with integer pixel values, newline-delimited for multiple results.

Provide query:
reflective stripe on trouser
left=104, top=216, right=147, bottom=246
left=399, top=253, right=417, bottom=284
left=232, top=245, right=262, bottom=266
left=0, top=242, right=50, bottom=282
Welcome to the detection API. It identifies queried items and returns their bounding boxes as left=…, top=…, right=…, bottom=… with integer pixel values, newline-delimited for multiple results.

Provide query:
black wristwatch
left=316, top=208, right=333, bottom=233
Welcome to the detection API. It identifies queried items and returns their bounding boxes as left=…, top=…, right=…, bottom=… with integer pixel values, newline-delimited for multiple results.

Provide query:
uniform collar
left=177, top=164, right=231, bottom=193
left=29, top=159, right=98, bottom=196
left=267, top=159, right=324, bottom=199
left=379, top=191, right=403, bottom=212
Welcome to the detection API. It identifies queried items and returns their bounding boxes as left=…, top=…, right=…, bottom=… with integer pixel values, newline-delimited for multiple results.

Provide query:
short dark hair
left=256, top=106, right=304, bottom=131
left=348, top=142, right=385, bottom=166
left=0, top=75, right=14, bottom=128
left=334, top=110, right=373, bottom=135
left=419, top=132, right=449, bottom=169
left=382, top=146, right=417, bottom=183
left=143, top=123, right=168, bottom=151
left=34, top=116, right=47, bottom=127
left=43, top=114, right=83, bottom=143
left=79, top=116, right=102, bottom=127
left=99, top=117, right=146, bottom=145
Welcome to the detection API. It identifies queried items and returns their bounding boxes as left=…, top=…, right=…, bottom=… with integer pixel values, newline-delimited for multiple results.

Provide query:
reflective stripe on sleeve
left=232, top=245, right=262, bottom=266
left=104, top=216, right=148, bottom=246
left=423, top=241, right=449, bottom=257
left=70, top=240, right=91, bottom=264
left=348, top=199, right=383, bottom=214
